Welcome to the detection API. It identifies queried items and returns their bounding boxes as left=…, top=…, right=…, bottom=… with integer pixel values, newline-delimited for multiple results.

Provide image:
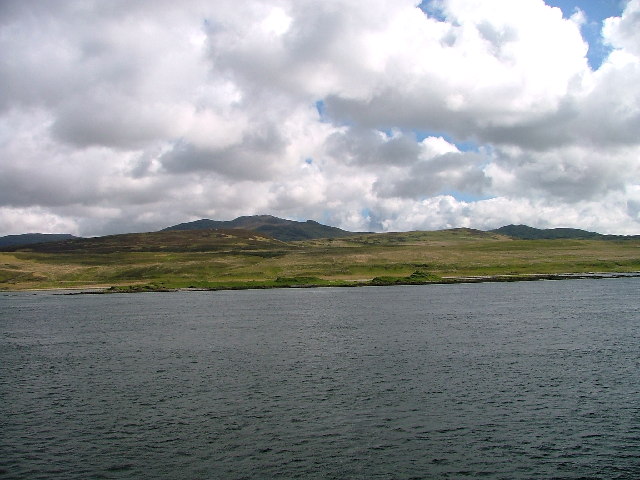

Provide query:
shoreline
left=46, top=271, right=640, bottom=294
left=2, top=271, right=639, bottom=295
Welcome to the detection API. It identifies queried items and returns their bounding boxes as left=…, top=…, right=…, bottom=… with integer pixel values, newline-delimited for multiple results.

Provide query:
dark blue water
left=1, top=279, right=639, bottom=479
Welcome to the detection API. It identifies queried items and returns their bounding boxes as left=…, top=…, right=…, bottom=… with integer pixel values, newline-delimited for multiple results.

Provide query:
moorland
left=1, top=220, right=639, bottom=291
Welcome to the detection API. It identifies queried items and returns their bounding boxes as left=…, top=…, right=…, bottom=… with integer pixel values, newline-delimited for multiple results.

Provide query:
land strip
left=1, top=228, right=639, bottom=291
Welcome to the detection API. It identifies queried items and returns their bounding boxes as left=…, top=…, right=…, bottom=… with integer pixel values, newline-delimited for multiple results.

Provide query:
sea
left=1, top=278, right=639, bottom=479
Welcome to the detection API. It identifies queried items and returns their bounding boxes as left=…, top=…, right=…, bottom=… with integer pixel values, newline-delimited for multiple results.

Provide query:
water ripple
left=1, top=279, right=640, bottom=479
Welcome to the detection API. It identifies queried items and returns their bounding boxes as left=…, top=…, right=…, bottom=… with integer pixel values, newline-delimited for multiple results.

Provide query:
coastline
left=44, top=271, right=640, bottom=294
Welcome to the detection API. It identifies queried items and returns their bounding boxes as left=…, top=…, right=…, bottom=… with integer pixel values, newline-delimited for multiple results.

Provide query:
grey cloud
left=480, top=101, right=579, bottom=150
left=51, top=95, right=172, bottom=149
left=160, top=142, right=218, bottom=173
left=0, top=17, right=75, bottom=111
left=492, top=148, right=629, bottom=202
left=0, top=0, right=204, bottom=148
left=326, top=128, right=421, bottom=166
left=326, top=68, right=640, bottom=156
left=0, top=163, right=100, bottom=208
left=326, top=88, right=573, bottom=155
left=205, top=1, right=385, bottom=102
left=0, top=157, right=172, bottom=210
left=573, top=65, right=640, bottom=148
left=0, top=2, right=137, bottom=111
left=374, top=151, right=491, bottom=199
left=160, top=123, right=288, bottom=180
left=525, top=167, right=625, bottom=202
left=628, top=199, right=640, bottom=220
left=325, top=88, right=491, bottom=147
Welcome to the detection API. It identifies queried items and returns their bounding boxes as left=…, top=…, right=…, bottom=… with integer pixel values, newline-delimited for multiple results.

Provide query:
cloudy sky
left=1, top=0, right=639, bottom=236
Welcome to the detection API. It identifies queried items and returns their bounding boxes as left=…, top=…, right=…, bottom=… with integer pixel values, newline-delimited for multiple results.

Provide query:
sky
left=1, top=0, right=639, bottom=237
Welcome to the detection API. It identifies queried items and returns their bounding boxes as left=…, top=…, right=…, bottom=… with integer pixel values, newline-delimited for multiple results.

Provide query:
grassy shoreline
left=47, top=271, right=638, bottom=294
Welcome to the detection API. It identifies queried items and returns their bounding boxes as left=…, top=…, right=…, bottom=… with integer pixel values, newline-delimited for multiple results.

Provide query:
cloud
left=0, top=206, right=81, bottom=236
left=159, top=126, right=288, bottom=180
left=487, top=144, right=639, bottom=202
left=603, top=0, right=640, bottom=57
left=373, top=150, right=491, bottom=199
left=325, top=0, right=589, bottom=138
left=326, top=129, right=422, bottom=166
left=0, top=0, right=639, bottom=237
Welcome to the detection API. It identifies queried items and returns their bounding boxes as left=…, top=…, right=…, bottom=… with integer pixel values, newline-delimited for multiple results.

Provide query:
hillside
left=0, top=229, right=287, bottom=254
left=2, top=226, right=639, bottom=291
left=0, top=233, right=77, bottom=248
left=163, top=215, right=360, bottom=241
left=491, top=224, right=640, bottom=240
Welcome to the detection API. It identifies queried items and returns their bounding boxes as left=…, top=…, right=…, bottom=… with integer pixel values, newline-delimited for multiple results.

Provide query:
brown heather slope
left=0, top=229, right=289, bottom=254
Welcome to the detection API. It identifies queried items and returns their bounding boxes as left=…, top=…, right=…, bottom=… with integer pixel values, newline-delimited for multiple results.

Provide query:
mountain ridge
left=0, top=229, right=285, bottom=254
left=162, top=215, right=362, bottom=241
left=490, top=224, right=639, bottom=240
left=2, top=216, right=639, bottom=250
left=0, top=233, right=77, bottom=248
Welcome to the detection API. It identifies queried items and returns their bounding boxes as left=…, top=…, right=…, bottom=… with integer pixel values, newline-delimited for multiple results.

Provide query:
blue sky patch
left=540, top=0, right=623, bottom=69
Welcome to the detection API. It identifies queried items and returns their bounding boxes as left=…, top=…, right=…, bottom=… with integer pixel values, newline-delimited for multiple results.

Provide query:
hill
left=0, top=233, right=77, bottom=248
left=491, top=224, right=603, bottom=239
left=0, top=229, right=287, bottom=254
left=163, top=215, right=360, bottom=241
left=492, top=224, right=640, bottom=240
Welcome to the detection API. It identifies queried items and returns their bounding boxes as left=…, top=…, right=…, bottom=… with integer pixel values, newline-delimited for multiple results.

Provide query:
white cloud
left=0, top=0, right=639, bottom=237
left=603, top=0, right=640, bottom=57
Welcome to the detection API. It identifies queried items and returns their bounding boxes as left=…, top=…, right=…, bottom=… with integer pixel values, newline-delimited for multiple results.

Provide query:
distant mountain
left=0, top=229, right=286, bottom=254
left=163, top=215, right=360, bottom=241
left=0, top=233, right=77, bottom=248
left=2, top=222, right=634, bottom=253
left=490, top=224, right=637, bottom=240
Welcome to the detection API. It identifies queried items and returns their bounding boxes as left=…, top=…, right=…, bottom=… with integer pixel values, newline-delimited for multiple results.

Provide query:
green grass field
left=1, top=228, right=639, bottom=291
